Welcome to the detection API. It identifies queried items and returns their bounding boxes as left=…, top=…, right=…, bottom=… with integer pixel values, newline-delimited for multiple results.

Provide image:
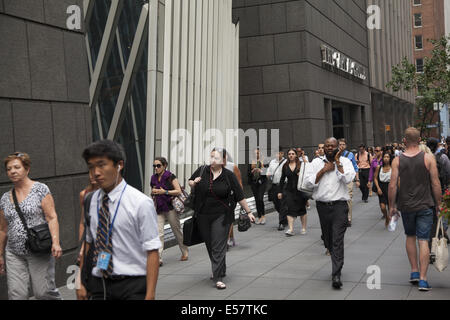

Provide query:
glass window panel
left=414, top=14, right=422, bottom=27
left=416, top=59, right=424, bottom=73
left=118, top=0, right=144, bottom=66
left=117, top=105, right=142, bottom=191
left=415, top=35, right=423, bottom=49
left=92, top=107, right=101, bottom=142
left=97, top=38, right=124, bottom=137
left=332, top=108, right=344, bottom=126
left=88, top=0, right=112, bottom=68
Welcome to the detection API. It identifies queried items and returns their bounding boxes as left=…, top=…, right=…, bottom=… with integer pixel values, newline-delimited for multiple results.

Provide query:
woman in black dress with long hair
left=277, top=148, right=308, bottom=236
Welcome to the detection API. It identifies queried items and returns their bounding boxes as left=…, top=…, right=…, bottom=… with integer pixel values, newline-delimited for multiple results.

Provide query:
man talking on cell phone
left=306, top=138, right=356, bottom=290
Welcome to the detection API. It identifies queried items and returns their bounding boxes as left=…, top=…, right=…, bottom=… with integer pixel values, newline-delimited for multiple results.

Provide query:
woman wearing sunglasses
left=151, top=157, right=188, bottom=266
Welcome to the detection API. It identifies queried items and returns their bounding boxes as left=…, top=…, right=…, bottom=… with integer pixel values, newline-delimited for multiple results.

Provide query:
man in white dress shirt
left=77, top=140, right=161, bottom=300
left=306, top=138, right=356, bottom=289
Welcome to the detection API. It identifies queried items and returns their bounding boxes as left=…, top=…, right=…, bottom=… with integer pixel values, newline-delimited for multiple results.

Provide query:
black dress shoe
left=332, top=275, right=342, bottom=289
left=277, top=224, right=285, bottom=231
left=347, top=221, right=352, bottom=227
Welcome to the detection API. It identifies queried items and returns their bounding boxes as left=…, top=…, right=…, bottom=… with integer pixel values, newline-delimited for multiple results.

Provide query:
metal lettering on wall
left=321, top=44, right=367, bottom=81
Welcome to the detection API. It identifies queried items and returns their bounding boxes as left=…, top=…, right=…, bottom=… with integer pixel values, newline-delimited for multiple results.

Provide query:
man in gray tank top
left=388, top=128, right=442, bottom=292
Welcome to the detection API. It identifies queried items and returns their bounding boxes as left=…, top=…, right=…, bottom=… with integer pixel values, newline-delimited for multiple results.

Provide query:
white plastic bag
left=388, top=212, right=400, bottom=232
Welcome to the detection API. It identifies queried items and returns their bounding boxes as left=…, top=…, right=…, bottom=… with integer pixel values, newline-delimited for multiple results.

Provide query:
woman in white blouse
left=374, top=151, right=393, bottom=228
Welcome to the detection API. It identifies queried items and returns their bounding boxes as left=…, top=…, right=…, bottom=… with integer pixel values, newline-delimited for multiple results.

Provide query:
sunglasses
left=153, top=164, right=163, bottom=169
left=375, top=149, right=382, bottom=152
left=10, top=152, right=25, bottom=157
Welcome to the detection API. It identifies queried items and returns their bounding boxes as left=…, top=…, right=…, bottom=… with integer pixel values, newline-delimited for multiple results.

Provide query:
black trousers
left=197, top=213, right=230, bottom=282
left=88, top=276, right=146, bottom=300
left=251, top=182, right=267, bottom=218
left=359, top=169, right=370, bottom=201
left=316, top=201, right=348, bottom=277
left=271, top=184, right=287, bottom=226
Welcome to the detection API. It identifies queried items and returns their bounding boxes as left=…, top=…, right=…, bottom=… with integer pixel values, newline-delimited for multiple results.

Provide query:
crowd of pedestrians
left=0, top=127, right=449, bottom=299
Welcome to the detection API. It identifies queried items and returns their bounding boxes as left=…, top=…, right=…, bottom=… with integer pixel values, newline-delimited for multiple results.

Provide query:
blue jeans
left=400, top=208, right=434, bottom=241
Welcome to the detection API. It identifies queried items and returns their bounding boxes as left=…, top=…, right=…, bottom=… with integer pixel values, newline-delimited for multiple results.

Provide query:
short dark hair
left=82, top=140, right=126, bottom=165
left=359, top=144, right=366, bottom=149
left=338, top=138, right=347, bottom=144
left=426, top=138, right=439, bottom=154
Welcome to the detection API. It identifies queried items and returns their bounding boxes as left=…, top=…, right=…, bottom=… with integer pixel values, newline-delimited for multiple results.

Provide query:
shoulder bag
left=184, top=165, right=206, bottom=210
left=12, top=189, right=52, bottom=254
left=431, top=216, right=449, bottom=272
left=297, top=162, right=314, bottom=198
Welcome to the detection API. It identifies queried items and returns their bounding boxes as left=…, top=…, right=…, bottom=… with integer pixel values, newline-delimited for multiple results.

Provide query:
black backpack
left=435, top=150, right=449, bottom=193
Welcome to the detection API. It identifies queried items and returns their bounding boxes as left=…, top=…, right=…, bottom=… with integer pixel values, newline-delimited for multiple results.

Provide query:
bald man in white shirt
left=306, top=138, right=356, bottom=290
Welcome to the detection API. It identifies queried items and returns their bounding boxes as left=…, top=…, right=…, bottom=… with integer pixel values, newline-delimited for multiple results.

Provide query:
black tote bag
left=183, top=214, right=203, bottom=247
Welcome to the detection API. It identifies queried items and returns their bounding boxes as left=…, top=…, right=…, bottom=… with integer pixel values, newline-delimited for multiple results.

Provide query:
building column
left=324, top=98, right=333, bottom=138
left=351, top=105, right=363, bottom=148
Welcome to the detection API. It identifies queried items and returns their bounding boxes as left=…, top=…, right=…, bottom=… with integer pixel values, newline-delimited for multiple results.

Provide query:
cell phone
left=331, top=148, right=339, bottom=158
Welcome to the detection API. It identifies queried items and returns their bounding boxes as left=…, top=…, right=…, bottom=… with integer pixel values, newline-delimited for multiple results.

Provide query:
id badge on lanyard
left=96, top=183, right=127, bottom=271
left=97, top=252, right=112, bottom=271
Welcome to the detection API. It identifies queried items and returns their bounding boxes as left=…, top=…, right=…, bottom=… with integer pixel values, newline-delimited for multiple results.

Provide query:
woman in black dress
left=374, top=151, right=393, bottom=228
left=277, top=148, right=308, bottom=236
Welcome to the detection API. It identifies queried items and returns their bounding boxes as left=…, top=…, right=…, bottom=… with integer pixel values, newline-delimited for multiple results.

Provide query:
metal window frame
left=107, top=4, right=149, bottom=140
left=144, top=0, right=160, bottom=196
left=89, top=0, right=124, bottom=111
left=115, top=29, right=145, bottom=185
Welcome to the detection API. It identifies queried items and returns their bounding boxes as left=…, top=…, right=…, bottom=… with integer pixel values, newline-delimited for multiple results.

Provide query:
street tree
left=387, top=36, right=450, bottom=137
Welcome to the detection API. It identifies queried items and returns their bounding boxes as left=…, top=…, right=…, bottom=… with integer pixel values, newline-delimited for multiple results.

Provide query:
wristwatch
left=165, top=190, right=169, bottom=195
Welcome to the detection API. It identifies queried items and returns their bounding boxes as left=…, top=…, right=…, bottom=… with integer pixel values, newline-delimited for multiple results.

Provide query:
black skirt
left=283, top=189, right=307, bottom=217
left=377, top=181, right=389, bottom=205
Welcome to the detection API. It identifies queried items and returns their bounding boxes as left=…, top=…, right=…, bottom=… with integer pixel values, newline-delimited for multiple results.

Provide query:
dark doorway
left=332, top=107, right=345, bottom=140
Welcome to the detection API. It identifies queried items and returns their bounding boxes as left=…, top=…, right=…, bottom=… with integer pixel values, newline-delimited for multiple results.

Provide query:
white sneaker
left=301, top=229, right=307, bottom=235
left=285, top=230, right=295, bottom=237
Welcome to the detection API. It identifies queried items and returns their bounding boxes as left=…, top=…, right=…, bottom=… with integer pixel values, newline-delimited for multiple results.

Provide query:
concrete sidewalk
left=59, top=189, right=450, bottom=300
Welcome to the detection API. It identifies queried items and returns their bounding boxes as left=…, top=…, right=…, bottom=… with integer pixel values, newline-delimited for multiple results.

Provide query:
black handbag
left=183, top=214, right=203, bottom=246
left=12, top=189, right=52, bottom=254
left=237, top=208, right=251, bottom=232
